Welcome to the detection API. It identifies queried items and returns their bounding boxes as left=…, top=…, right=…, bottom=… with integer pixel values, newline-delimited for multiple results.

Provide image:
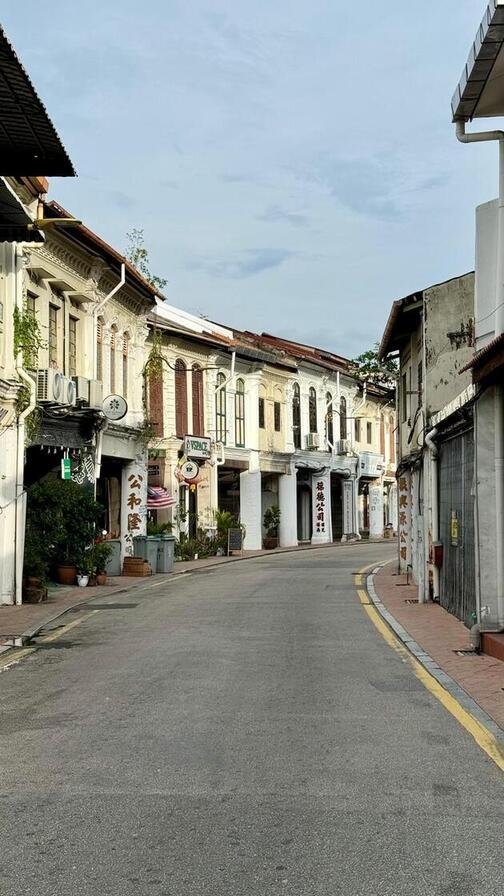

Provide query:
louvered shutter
left=192, top=366, right=204, bottom=436
left=175, top=360, right=188, bottom=437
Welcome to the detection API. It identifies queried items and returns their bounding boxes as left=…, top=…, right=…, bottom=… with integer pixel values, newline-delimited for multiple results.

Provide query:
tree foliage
left=125, top=228, right=167, bottom=292
left=347, top=343, right=398, bottom=387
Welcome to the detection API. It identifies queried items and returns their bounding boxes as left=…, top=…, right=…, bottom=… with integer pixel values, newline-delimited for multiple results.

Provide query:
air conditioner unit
left=306, top=432, right=320, bottom=449
left=65, top=377, right=77, bottom=406
left=335, top=439, right=351, bottom=455
left=36, top=369, right=77, bottom=406
left=88, top=380, right=103, bottom=409
left=72, top=376, right=89, bottom=404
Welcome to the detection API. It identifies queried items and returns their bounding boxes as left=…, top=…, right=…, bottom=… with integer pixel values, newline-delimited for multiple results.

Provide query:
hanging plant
left=13, top=305, right=45, bottom=370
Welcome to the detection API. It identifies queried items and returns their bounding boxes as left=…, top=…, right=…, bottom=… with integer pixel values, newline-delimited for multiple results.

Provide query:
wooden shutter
left=175, top=360, right=188, bottom=437
left=192, top=365, right=204, bottom=436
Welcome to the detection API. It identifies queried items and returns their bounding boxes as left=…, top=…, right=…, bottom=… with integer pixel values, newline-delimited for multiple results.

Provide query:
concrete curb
left=367, top=565, right=504, bottom=747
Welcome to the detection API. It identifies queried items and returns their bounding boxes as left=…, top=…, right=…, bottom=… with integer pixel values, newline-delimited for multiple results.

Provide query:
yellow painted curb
left=356, top=563, right=504, bottom=773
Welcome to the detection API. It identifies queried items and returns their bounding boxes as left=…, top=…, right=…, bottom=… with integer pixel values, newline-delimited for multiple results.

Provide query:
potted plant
left=91, top=540, right=114, bottom=585
left=263, top=505, right=281, bottom=549
left=24, top=478, right=104, bottom=586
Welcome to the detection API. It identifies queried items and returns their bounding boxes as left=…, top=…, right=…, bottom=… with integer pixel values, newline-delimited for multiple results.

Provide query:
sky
left=3, top=1, right=501, bottom=357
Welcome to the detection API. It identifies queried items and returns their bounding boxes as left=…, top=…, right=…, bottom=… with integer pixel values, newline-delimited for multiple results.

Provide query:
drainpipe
left=424, top=426, right=439, bottom=602
left=14, top=247, right=36, bottom=605
left=456, top=120, right=504, bottom=627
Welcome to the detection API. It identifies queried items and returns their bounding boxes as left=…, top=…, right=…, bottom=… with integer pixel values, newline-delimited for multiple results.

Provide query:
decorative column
left=368, top=483, right=384, bottom=538
left=311, top=469, right=332, bottom=544
left=341, top=477, right=358, bottom=542
left=388, top=481, right=398, bottom=533
left=121, top=458, right=148, bottom=560
left=279, top=465, right=298, bottom=547
left=240, top=469, right=262, bottom=550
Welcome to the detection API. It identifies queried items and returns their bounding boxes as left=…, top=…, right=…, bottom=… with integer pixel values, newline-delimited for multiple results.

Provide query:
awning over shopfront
left=0, top=26, right=75, bottom=175
left=147, top=486, right=176, bottom=509
left=0, top=177, right=44, bottom=241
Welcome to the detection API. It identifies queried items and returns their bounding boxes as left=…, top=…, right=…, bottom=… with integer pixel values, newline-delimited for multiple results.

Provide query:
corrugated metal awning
left=0, top=27, right=75, bottom=175
left=452, top=1, right=504, bottom=121
left=0, top=177, right=44, bottom=242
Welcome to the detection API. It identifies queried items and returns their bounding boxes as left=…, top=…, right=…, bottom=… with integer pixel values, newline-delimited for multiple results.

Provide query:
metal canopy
left=0, top=27, right=75, bottom=175
left=452, top=1, right=504, bottom=121
left=0, top=177, right=44, bottom=242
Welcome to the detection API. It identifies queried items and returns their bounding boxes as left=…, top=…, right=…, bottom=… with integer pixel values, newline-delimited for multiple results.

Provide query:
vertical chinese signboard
left=398, top=475, right=410, bottom=570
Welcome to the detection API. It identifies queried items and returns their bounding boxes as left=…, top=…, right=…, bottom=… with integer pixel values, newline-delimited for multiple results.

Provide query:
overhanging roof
left=378, top=292, right=422, bottom=360
left=452, top=0, right=504, bottom=120
left=0, top=176, right=44, bottom=241
left=0, top=27, right=74, bottom=175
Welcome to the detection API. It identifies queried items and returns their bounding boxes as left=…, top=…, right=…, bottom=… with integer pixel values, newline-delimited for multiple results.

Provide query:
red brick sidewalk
left=372, top=563, right=504, bottom=729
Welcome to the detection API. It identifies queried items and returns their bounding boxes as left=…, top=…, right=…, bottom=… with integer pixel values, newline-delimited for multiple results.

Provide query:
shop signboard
left=184, top=435, right=211, bottom=460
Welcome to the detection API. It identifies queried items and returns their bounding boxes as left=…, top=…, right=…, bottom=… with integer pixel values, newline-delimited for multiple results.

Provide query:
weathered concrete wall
left=424, top=273, right=474, bottom=418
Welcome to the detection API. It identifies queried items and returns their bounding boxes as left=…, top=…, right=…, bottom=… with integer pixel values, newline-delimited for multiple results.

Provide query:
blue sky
left=3, top=1, right=500, bottom=356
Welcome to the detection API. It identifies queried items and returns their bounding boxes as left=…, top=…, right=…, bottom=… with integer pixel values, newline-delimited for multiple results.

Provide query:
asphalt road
left=0, top=543, right=503, bottom=896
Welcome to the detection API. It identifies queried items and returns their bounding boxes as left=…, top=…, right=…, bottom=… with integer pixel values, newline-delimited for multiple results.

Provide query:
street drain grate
left=453, top=649, right=477, bottom=656
left=404, top=599, right=419, bottom=604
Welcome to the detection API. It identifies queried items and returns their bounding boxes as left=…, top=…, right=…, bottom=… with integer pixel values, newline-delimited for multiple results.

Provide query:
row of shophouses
left=378, top=0, right=504, bottom=635
left=0, top=26, right=397, bottom=605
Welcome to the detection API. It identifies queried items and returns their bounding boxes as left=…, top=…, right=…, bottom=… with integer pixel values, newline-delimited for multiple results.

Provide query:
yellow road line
left=0, top=609, right=100, bottom=671
left=356, top=568, right=504, bottom=772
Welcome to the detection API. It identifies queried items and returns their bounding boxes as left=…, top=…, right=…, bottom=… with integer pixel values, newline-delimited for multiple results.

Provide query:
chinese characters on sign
left=127, top=472, right=144, bottom=533
left=398, top=475, right=409, bottom=565
left=315, top=480, right=326, bottom=535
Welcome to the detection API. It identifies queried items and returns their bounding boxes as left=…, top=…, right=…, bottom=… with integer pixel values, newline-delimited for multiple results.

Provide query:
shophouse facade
left=146, top=312, right=396, bottom=552
left=379, top=272, right=476, bottom=624
left=20, top=201, right=158, bottom=577
left=0, top=24, right=75, bottom=605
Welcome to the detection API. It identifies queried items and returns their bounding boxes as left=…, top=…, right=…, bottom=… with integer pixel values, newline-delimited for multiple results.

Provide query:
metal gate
left=438, top=425, right=476, bottom=626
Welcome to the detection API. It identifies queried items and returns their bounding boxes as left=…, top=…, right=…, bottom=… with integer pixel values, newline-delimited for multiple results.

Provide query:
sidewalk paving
left=372, top=563, right=504, bottom=730
left=0, top=538, right=389, bottom=647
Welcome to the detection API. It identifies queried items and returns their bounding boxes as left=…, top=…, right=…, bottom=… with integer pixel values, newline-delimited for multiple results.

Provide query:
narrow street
left=0, top=544, right=502, bottom=896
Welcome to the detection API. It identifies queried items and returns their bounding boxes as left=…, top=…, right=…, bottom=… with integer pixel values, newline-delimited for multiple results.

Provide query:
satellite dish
left=103, top=394, right=128, bottom=421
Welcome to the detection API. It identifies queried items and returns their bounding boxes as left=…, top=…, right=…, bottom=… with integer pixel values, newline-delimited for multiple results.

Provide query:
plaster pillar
left=240, top=469, right=262, bottom=550
left=341, top=477, right=358, bottom=542
left=279, top=466, right=298, bottom=547
left=388, top=481, right=398, bottom=533
left=121, top=455, right=148, bottom=562
left=311, top=469, right=332, bottom=544
left=0, top=424, right=18, bottom=604
left=368, top=483, right=384, bottom=539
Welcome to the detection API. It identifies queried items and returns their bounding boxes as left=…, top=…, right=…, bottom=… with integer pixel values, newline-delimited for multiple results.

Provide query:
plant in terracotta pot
left=25, top=478, right=104, bottom=586
left=263, top=505, right=281, bottom=549
left=89, top=540, right=114, bottom=585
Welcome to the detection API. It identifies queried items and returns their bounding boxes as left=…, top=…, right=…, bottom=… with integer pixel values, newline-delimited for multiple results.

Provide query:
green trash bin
left=158, top=535, right=175, bottom=573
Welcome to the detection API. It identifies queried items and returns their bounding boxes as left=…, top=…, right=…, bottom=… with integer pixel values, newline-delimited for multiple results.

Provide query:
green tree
left=347, top=343, right=398, bottom=387
left=125, top=228, right=167, bottom=292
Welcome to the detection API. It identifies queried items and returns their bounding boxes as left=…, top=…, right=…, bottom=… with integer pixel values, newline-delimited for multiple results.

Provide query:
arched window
left=340, top=396, right=347, bottom=440
left=110, top=325, right=117, bottom=393
left=192, top=364, right=204, bottom=436
left=96, top=317, right=104, bottom=382
left=235, top=378, right=245, bottom=447
left=175, top=359, right=188, bottom=437
left=122, top=332, right=129, bottom=400
left=292, top=382, right=301, bottom=449
left=309, top=387, right=317, bottom=433
left=215, top=373, right=227, bottom=444
left=325, top=392, right=334, bottom=447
